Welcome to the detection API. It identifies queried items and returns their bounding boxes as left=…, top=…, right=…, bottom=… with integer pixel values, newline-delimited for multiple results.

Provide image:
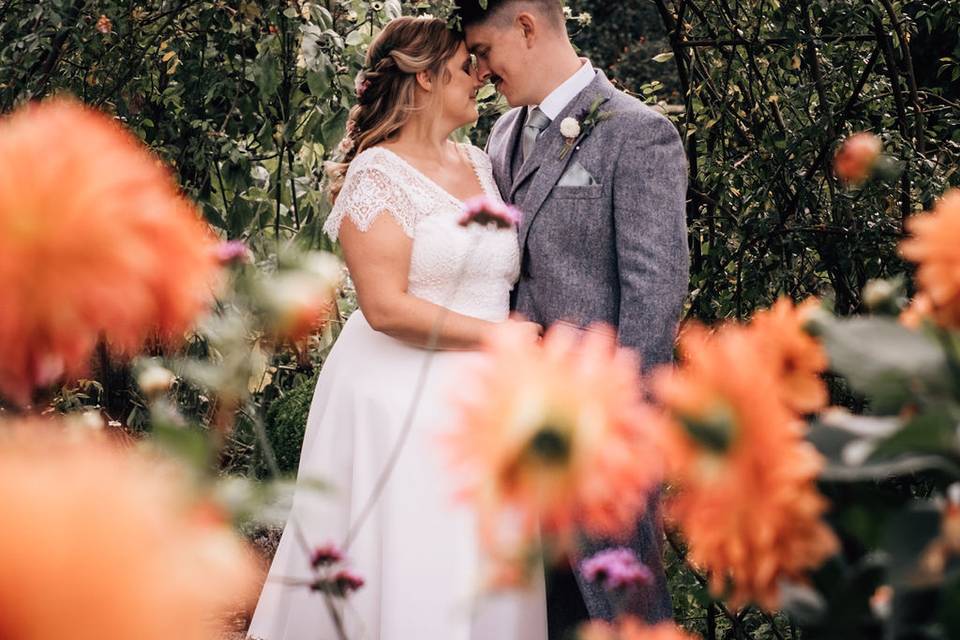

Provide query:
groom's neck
left=529, top=41, right=586, bottom=106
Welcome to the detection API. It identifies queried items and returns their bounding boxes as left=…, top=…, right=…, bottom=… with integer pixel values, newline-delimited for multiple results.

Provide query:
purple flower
left=214, top=240, right=253, bottom=266
left=580, top=548, right=653, bottom=591
left=333, top=569, right=365, bottom=593
left=459, top=196, right=521, bottom=229
left=354, top=73, right=371, bottom=99
left=310, top=542, right=344, bottom=569
left=311, top=569, right=365, bottom=598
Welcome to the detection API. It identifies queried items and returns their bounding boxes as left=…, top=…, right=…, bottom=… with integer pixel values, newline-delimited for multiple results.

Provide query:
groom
left=456, top=0, right=689, bottom=634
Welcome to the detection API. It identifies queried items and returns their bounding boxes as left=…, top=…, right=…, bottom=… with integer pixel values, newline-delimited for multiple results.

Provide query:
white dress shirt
left=535, top=58, right=596, bottom=121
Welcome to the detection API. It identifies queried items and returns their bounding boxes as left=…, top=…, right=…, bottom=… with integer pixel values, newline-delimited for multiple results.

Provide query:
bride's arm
left=339, top=211, right=508, bottom=350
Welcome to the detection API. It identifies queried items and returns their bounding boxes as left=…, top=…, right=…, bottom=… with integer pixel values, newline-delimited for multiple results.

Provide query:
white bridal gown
left=246, top=144, right=548, bottom=640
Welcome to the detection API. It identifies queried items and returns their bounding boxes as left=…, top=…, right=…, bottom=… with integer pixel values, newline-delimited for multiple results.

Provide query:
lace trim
left=322, top=144, right=497, bottom=242
left=323, top=161, right=418, bottom=241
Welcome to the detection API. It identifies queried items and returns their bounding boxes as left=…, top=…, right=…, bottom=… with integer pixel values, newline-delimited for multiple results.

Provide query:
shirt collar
left=535, top=59, right=596, bottom=121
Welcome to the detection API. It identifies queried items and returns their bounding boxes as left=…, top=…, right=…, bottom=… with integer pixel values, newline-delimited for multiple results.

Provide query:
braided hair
left=325, top=17, right=462, bottom=203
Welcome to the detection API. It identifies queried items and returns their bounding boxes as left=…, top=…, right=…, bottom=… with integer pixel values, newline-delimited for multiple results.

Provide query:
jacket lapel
left=504, top=106, right=527, bottom=193
left=488, top=108, right=525, bottom=200
left=516, top=72, right=613, bottom=251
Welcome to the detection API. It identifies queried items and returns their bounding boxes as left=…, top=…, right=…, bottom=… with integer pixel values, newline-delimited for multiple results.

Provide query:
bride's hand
left=509, top=320, right=544, bottom=344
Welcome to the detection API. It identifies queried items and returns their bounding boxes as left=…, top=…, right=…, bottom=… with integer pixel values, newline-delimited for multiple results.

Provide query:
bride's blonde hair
left=325, top=16, right=462, bottom=203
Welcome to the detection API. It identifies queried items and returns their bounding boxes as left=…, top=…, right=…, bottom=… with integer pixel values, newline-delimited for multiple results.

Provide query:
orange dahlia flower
left=900, top=190, right=960, bottom=329
left=833, top=132, right=882, bottom=185
left=0, top=97, right=220, bottom=406
left=651, top=323, right=838, bottom=611
left=0, top=419, right=258, bottom=640
left=445, top=322, right=664, bottom=562
left=748, top=297, right=829, bottom=414
left=900, top=293, right=934, bottom=330
left=579, top=617, right=700, bottom=640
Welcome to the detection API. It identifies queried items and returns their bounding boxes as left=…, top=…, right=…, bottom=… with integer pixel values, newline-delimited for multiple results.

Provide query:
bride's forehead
left=447, top=42, right=469, bottom=61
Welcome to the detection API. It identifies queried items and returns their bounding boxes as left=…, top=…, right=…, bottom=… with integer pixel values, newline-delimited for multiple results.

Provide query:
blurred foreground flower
left=652, top=323, right=838, bottom=610
left=459, top=195, right=521, bottom=229
left=0, top=97, right=220, bottom=406
left=0, top=419, right=258, bottom=640
left=748, top=297, right=828, bottom=414
left=900, top=293, right=934, bottom=329
left=900, top=190, right=960, bottom=329
left=445, top=322, right=663, bottom=575
left=833, top=132, right=882, bottom=185
left=579, top=617, right=699, bottom=640
left=261, top=251, right=343, bottom=343
left=215, top=239, right=254, bottom=266
left=580, top=548, right=653, bottom=591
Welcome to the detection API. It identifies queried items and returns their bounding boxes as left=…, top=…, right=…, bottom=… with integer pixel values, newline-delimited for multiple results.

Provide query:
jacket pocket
left=551, top=184, right=604, bottom=200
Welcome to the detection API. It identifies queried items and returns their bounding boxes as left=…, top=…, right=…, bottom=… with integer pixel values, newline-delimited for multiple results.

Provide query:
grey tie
left=521, top=107, right=551, bottom=164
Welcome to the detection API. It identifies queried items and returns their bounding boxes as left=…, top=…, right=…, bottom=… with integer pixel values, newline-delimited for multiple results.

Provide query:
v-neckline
left=375, top=144, right=488, bottom=206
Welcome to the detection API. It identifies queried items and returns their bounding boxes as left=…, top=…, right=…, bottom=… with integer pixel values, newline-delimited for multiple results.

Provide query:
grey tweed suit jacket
left=487, top=70, right=689, bottom=624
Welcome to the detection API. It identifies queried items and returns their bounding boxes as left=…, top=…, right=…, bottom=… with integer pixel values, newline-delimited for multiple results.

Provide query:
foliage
left=4, top=2, right=960, bottom=639
left=647, top=0, right=960, bottom=321
left=229, top=371, right=318, bottom=478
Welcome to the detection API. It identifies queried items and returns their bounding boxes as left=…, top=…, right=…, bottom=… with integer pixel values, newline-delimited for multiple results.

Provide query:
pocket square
left=557, top=160, right=599, bottom=187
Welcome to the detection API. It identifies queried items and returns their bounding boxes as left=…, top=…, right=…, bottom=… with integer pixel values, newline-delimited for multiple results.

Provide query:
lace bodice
left=323, top=144, right=520, bottom=323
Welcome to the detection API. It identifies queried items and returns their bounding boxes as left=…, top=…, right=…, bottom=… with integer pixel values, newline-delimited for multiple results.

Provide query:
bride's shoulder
left=457, top=141, right=492, bottom=168
left=346, top=146, right=394, bottom=175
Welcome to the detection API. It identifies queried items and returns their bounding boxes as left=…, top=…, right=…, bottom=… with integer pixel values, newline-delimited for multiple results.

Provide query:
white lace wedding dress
left=246, top=144, right=548, bottom=640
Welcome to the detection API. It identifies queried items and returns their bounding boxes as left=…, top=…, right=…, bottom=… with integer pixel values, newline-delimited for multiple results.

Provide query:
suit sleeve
left=612, top=113, right=689, bottom=373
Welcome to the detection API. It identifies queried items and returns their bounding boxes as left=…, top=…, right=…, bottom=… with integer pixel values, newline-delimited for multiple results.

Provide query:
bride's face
left=436, top=43, right=483, bottom=127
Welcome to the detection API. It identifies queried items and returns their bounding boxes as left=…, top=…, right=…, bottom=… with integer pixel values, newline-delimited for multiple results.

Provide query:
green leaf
left=870, top=409, right=960, bottom=461
left=345, top=29, right=366, bottom=47
left=652, top=52, right=675, bottom=63
left=151, top=423, right=213, bottom=473
left=884, top=502, right=942, bottom=587
left=252, top=55, right=281, bottom=100
left=816, top=317, right=953, bottom=413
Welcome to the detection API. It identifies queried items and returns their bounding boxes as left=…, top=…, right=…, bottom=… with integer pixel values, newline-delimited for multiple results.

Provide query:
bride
left=246, top=15, right=547, bottom=640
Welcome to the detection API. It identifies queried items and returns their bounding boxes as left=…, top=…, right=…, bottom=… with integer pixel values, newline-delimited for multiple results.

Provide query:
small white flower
left=560, top=117, right=581, bottom=139
left=577, top=12, right=593, bottom=26
left=138, top=364, right=176, bottom=397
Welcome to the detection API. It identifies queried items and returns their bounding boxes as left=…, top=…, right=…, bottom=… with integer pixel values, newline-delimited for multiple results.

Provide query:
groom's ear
left=515, top=11, right=538, bottom=48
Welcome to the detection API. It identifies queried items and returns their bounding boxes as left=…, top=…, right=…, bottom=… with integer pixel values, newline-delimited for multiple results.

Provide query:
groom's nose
left=476, top=59, right=493, bottom=82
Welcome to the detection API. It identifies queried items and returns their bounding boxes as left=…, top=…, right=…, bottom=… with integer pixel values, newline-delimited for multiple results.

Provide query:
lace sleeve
left=323, top=152, right=418, bottom=242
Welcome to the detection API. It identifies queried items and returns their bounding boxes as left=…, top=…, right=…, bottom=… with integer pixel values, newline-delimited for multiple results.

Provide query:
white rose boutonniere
left=559, top=97, right=612, bottom=160
left=560, top=117, right=581, bottom=140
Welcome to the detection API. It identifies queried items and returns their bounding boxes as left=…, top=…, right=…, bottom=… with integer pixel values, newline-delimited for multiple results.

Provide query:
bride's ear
left=415, top=70, right=433, bottom=93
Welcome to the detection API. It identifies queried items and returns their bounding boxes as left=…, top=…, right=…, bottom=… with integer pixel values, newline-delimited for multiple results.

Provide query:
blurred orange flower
left=445, top=322, right=664, bottom=565
left=748, top=297, right=828, bottom=414
left=833, top=132, right=882, bottom=185
left=578, top=617, right=700, bottom=640
left=900, top=190, right=960, bottom=329
left=0, top=97, right=220, bottom=405
left=651, top=323, right=838, bottom=611
left=0, top=419, right=258, bottom=640
left=900, top=293, right=934, bottom=330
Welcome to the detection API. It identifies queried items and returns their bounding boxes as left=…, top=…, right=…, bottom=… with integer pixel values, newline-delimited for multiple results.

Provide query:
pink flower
left=834, top=132, right=882, bottom=185
left=312, top=569, right=365, bottom=597
left=214, top=240, right=253, bottom=266
left=354, top=73, right=371, bottom=99
left=333, top=569, right=365, bottom=594
left=580, top=548, right=653, bottom=591
left=310, top=542, right=344, bottom=569
left=459, top=196, right=521, bottom=229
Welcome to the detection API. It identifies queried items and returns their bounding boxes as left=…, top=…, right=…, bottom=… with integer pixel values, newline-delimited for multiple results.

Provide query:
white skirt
left=246, top=311, right=547, bottom=640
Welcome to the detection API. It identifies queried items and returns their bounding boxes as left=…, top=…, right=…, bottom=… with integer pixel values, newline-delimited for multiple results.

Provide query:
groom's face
left=464, top=20, right=536, bottom=107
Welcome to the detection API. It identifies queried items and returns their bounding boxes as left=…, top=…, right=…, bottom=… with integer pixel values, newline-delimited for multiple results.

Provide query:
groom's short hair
left=455, top=0, right=566, bottom=31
